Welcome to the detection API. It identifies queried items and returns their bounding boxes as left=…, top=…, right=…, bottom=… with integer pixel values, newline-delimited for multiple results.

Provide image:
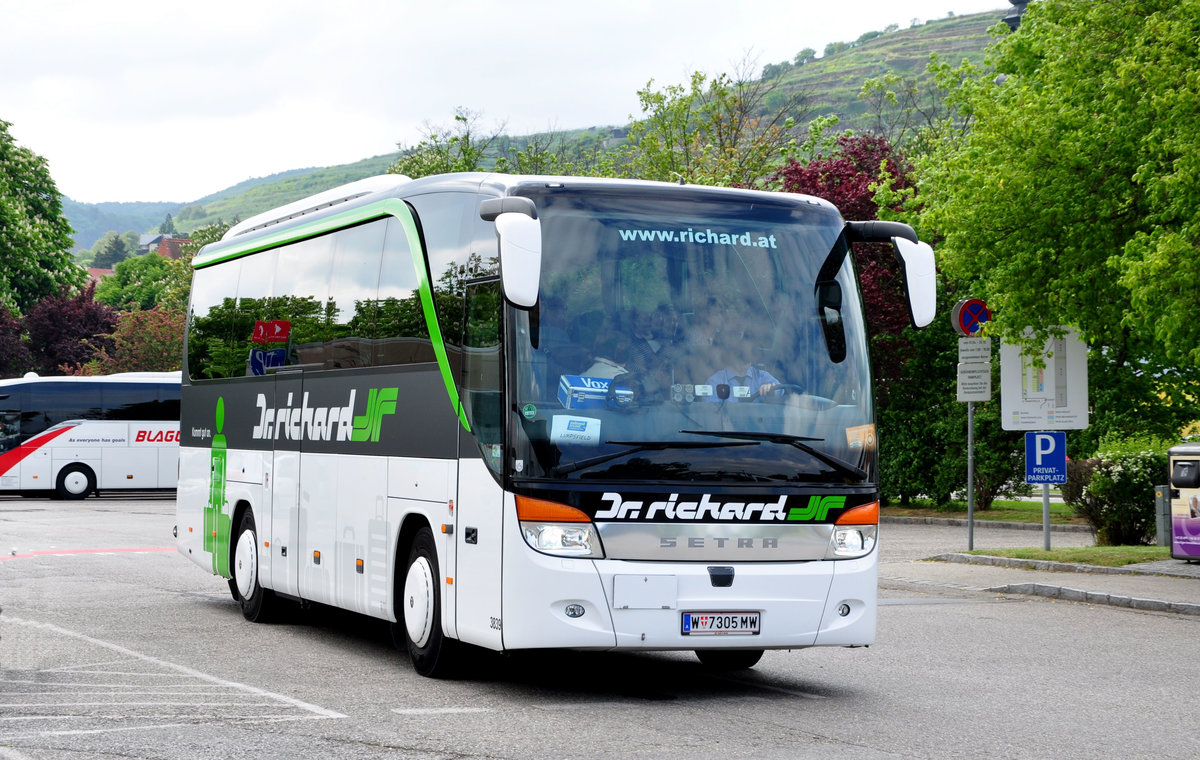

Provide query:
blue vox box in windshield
left=558, top=375, right=629, bottom=409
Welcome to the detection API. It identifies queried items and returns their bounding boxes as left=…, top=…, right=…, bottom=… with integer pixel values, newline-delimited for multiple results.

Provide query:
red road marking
left=0, top=547, right=176, bottom=561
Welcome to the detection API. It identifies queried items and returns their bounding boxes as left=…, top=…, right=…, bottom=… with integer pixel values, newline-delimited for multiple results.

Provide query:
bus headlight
left=521, top=522, right=602, bottom=557
left=825, top=501, right=878, bottom=559
left=516, top=495, right=605, bottom=559
left=828, top=526, right=877, bottom=558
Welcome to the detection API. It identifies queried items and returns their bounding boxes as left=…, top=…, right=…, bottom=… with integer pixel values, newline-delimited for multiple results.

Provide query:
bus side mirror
left=496, top=212, right=542, bottom=308
left=892, top=237, right=936, bottom=329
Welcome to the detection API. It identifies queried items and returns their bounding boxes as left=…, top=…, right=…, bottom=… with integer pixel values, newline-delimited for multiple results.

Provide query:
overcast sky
left=1, top=1, right=1008, bottom=204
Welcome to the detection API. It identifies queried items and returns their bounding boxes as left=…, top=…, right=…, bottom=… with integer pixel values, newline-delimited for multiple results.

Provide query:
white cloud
left=0, top=0, right=1008, bottom=202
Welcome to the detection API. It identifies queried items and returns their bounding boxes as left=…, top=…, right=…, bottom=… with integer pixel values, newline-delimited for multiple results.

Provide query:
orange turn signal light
left=515, top=495, right=591, bottom=523
left=835, top=501, right=879, bottom=526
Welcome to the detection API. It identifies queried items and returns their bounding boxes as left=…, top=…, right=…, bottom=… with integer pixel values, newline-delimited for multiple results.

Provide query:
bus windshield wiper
left=552, top=439, right=756, bottom=477
left=680, top=430, right=868, bottom=482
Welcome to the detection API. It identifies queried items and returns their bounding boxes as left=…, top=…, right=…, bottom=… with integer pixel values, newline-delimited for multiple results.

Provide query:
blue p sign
left=1025, top=432, right=1067, bottom=484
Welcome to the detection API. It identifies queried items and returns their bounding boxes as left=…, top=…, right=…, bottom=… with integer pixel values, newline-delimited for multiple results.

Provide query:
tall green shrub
left=1072, top=436, right=1171, bottom=545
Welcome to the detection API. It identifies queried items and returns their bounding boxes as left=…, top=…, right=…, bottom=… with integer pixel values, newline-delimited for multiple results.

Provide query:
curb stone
left=923, top=552, right=1200, bottom=616
left=983, top=582, right=1200, bottom=616
left=882, top=515, right=1093, bottom=533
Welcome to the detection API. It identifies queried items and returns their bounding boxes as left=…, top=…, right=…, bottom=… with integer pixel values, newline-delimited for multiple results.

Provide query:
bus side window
left=271, top=234, right=332, bottom=370
left=374, top=217, right=435, bottom=366
left=0, top=410, right=20, bottom=451
left=188, top=260, right=242, bottom=380
left=234, top=249, right=279, bottom=376
left=323, top=221, right=387, bottom=369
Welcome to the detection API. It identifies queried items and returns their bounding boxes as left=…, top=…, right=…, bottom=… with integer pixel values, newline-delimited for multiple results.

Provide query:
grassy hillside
left=63, top=9, right=1006, bottom=251
left=782, top=12, right=1000, bottom=125
left=172, top=153, right=400, bottom=233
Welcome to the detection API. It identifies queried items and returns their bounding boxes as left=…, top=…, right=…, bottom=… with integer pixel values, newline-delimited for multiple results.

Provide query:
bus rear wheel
left=394, top=526, right=457, bottom=678
left=55, top=464, right=95, bottom=500
left=231, top=509, right=276, bottom=623
left=695, top=649, right=764, bottom=670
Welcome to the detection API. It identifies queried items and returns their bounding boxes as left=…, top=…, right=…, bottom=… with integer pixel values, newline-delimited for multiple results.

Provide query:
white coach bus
left=177, top=173, right=936, bottom=676
left=0, top=372, right=180, bottom=498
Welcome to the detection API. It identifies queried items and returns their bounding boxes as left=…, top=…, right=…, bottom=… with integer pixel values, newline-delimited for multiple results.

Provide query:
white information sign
left=957, top=363, right=991, bottom=402
left=958, top=337, right=992, bottom=364
left=1000, top=327, right=1089, bottom=430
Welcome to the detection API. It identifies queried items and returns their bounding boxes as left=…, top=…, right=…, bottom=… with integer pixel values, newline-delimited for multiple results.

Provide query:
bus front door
left=269, top=370, right=303, bottom=599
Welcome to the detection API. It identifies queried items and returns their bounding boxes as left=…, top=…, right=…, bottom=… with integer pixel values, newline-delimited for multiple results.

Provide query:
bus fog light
left=838, top=603, right=851, bottom=617
left=565, top=604, right=585, bottom=618
left=520, top=522, right=603, bottom=558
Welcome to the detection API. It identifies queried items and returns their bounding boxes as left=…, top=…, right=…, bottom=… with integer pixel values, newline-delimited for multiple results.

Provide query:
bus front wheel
left=394, top=526, right=457, bottom=678
left=55, top=464, right=95, bottom=500
left=231, top=509, right=276, bottom=623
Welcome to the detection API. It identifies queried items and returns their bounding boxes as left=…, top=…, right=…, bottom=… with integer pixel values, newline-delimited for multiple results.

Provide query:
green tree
left=390, top=108, right=499, bottom=179
left=161, top=222, right=228, bottom=313
left=793, top=48, right=817, bottom=66
left=91, top=231, right=131, bottom=269
left=95, top=252, right=174, bottom=311
left=158, top=214, right=178, bottom=236
left=611, top=65, right=809, bottom=188
left=0, top=118, right=84, bottom=312
left=75, top=306, right=185, bottom=374
left=911, top=0, right=1200, bottom=442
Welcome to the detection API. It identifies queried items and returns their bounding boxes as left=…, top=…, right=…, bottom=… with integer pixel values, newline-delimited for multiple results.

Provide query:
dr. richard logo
left=593, top=493, right=848, bottom=523
left=250, top=387, right=398, bottom=443
left=595, top=492, right=789, bottom=522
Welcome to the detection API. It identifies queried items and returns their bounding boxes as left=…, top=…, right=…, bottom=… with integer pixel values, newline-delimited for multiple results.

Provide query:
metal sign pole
left=967, top=400, right=975, bottom=551
left=1042, top=482, right=1051, bottom=551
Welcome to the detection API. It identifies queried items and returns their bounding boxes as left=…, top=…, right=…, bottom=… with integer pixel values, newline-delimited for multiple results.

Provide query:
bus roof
left=194, top=173, right=841, bottom=270
left=0, top=371, right=181, bottom=387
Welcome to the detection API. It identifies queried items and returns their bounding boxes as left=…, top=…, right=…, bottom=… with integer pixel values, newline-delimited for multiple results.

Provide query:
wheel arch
left=227, top=498, right=255, bottom=581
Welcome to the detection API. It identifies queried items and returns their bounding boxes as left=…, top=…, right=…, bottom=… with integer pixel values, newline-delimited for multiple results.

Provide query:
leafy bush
left=1068, top=436, right=1170, bottom=545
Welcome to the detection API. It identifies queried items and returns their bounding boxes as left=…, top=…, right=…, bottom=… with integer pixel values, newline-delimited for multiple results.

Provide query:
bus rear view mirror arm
left=495, top=212, right=542, bottom=309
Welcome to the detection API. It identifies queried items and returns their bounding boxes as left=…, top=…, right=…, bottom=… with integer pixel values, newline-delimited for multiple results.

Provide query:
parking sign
left=1025, top=432, right=1067, bottom=484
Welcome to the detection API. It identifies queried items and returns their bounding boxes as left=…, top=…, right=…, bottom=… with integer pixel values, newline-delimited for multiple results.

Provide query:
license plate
left=681, top=611, right=760, bottom=635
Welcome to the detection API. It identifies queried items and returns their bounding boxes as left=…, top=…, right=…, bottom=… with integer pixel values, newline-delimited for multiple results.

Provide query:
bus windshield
left=506, top=186, right=875, bottom=484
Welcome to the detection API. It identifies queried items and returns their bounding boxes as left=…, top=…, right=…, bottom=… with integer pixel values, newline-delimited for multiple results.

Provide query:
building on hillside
left=137, top=234, right=189, bottom=259
left=87, top=267, right=114, bottom=284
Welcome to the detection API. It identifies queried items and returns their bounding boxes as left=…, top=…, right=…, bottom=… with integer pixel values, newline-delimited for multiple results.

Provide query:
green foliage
left=90, top=231, right=132, bottom=269
left=160, top=222, right=227, bottom=314
left=1070, top=434, right=1172, bottom=545
left=914, top=0, right=1200, bottom=364
left=0, top=119, right=85, bottom=313
left=390, top=108, right=497, bottom=178
left=95, top=253, right=174, bottom=311
left=613, top=69, right=806, bottom=188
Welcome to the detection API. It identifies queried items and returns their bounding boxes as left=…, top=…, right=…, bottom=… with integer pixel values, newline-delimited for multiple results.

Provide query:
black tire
left=393, top=526, right=457, bottom=678
left=231, top=509, right=276, bottom=623
left=55, top=464, right=95, bottom=500
left=695, top=649, right=764, bottom=670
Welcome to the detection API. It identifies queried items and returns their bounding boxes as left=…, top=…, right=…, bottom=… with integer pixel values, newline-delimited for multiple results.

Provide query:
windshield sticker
left=846, top=424, right=877, bottom=450
left=551, top=415, right=601, bottom=446
left=521, top=404, right=538, bottom=420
